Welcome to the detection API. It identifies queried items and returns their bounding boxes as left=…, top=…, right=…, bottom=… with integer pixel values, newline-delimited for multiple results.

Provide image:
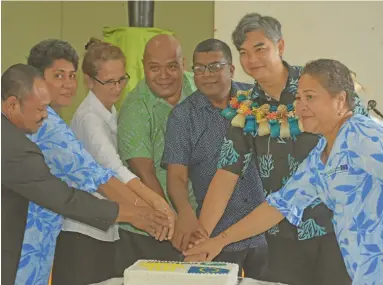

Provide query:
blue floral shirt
left=218, top=61, right=369, bottom=240
left=15, top=107, right=113, bottom=285
left=267, top=115, right=383, bottom=284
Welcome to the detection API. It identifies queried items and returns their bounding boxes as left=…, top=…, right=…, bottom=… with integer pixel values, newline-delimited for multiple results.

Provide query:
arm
left=118, top=99, right=166, bottom=199
left=127, top=158, right=166, bottom=199
left=199, top=125, right=253, bottom=235
left=72, top=113, right=169, bottom=209
left=349, top=118, right=383, bottom=180
left=185, top=154, right=319, bottom=260
left=162, top=109, right=204, bottom=250
left=2, top=147, right=119, bottom=231
left=71, top=112, right=137, bottom=185
left=199, top=169, right=239, bottom=235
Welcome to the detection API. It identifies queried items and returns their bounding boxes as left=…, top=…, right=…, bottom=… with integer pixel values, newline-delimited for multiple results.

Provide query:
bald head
left=143, top=34, right=183, bottom=61
left=142, top=34, right=185, bottom=101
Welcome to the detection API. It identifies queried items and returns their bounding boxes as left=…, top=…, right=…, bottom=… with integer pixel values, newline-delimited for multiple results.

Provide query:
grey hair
left=232, top=13, right=282, bottom=50
left=1, top=63, right=43, bottom=101
left=302, top=59, right=355, bottom=109
left=27, top=39, right=79, bottom=74
left=193, top=38, right=232, bottom=64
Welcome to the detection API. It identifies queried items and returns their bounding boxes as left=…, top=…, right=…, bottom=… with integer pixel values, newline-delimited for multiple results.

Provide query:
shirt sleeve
left=348, top=117, right=383, bottom=180
left=3, top=143, right=119, bottom=231
left=266, top=155, right=320, bottom=226
left=71, top=112, right=137, bottom=184
left=28, top=109, right=113, bottom=194
left=161, top=108, right=191, bottom=169
left=118, top=97, right=153, bottom=162
left=217, top=125, right=254, bottom=177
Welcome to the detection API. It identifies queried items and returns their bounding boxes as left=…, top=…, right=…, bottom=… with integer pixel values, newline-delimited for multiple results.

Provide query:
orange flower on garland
left=266, top=112, right=278, bottom=120
left=230, top=97, right=239, bottom=109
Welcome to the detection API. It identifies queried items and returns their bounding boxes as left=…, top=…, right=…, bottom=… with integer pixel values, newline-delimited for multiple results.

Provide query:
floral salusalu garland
left=221, top=89, right=304, bottom=138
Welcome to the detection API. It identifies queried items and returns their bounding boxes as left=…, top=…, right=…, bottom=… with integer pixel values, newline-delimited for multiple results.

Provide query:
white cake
left=124, top=260, right=239, bottom=285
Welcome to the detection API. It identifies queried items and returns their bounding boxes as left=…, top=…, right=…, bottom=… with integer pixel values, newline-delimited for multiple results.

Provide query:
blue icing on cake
left=188, top=266, right=229, bottom=274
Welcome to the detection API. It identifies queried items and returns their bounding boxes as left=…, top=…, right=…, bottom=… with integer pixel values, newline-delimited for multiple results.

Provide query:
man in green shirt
left=116, top=34, right=197, bottom=273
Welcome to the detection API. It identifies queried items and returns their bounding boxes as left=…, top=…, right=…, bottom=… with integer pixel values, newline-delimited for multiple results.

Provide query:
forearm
left=199, top=170, right=239, bottom=235
left=99, top=177, right=141, bottom=204
left=126, top=177, right=166, bottom=207
left=128, top=159, right=166, bottom=199
left=168, top=173, right=194, bottom=215
left=217, top=201, right=284, bottom=246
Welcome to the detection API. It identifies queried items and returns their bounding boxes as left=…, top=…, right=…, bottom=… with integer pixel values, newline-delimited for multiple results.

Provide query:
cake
left=124, top=260, right=239, bottom=285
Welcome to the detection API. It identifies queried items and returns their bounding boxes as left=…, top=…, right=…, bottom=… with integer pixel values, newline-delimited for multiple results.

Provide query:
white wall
left=214, top=1, right=383, bottom=109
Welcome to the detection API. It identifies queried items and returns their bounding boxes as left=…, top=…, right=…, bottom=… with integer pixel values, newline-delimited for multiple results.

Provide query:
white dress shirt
left=62, top=91, right=137, bottom=241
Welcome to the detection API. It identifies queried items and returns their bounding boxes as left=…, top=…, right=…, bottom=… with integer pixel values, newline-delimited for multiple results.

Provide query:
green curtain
left=103, top=26, right=174, bottom=110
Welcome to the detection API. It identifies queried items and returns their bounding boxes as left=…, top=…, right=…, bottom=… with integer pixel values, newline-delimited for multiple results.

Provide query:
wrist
left=177, top=204, right=195, bottom=216
left=216, top=231, right=230, bottom=248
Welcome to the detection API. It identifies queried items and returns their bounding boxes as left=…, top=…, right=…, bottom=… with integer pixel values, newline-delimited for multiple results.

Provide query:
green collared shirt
left=117, top=71, right=197, bottom=235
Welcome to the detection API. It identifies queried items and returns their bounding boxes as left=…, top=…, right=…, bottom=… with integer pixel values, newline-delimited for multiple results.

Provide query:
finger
left=146, top=226, right=157, bottom=238
left=159, top=226, right=168, bottom=241
left=196, top=228, right=209, bottom=239
left=154, top=214, right=172, bottom=228
left=206, top=252, right=215, bottom=261
left=172, top=230, right=183, bottom=251
left=167, top=222, right=175, bottom=240
left=181, top=232, right=191, bottom=252
left=150, top=220, right=163, bottom=240
left=194, top=238, right=206, bottom=246
left=154, top=208, right=169, bottom=217
left=189, top=233, right=204, bottom=245
left=183, top=245, right=202, bottom=256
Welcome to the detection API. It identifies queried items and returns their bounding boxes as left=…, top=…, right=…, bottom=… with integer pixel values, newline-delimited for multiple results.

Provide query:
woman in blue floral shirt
left=185, top=58, right=383, bottom=285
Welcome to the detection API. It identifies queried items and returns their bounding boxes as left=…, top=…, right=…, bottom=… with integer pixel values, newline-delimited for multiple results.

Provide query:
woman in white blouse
left=53, top=38, right=171, bottom=284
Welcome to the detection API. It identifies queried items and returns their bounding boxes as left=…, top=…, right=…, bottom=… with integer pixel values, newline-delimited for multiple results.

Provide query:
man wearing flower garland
left=192, top=13, right=368, bottom=284
left=162, top=38, right=268, bottom=279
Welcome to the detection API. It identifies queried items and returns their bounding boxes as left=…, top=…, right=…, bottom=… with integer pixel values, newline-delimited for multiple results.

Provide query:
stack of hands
left=116, top=187, right=225, bottom=261
left=118, top=195, right=177, bottom=241
left=170, top=209, right=225, bottom=262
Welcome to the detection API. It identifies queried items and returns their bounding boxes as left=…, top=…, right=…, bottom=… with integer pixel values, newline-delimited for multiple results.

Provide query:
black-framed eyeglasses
left=192, top=61, right=228, bottom=75
left=92, top=73, right=130, bottom=88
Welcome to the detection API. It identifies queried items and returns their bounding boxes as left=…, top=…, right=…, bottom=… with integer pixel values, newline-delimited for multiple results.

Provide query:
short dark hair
left=302, top=59, right=355, bottom=109
left=27, top=39, right=79, bottom=73
left=232, top=13, right=282, bottom=50
left=193, top=38, right=232, bottom=64
left=1, top=63, right=43, bottom=101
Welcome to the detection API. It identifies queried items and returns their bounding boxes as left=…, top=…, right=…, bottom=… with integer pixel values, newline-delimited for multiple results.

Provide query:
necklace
left=221, top=88, right=303, bottom=138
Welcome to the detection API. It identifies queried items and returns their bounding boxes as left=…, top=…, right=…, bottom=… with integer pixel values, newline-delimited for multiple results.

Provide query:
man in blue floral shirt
left=196, top=13, right=368, bottom=284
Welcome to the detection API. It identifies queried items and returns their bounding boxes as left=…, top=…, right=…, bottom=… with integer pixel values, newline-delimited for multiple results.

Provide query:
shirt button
left=244, top=199, right=248, bottom=203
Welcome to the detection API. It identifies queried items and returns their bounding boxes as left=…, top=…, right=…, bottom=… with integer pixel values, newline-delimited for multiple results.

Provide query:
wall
left=214, top=1, right=383, bottom=108
left=1, top=1, right=214, bottom=122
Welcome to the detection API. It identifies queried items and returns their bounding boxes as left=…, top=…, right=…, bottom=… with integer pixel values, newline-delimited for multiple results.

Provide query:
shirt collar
left=194, top=81, right=240, bottom=110
left=152, top=72, right=195, bottom=106
left=86, top=90, right=117, bottom=123
left=250, top=61, right=302, bottom=100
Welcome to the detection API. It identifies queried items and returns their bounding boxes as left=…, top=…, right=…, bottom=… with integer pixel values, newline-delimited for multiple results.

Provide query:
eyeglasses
left=192, top=62, right=228, bottom=75
left=92, top=73, right=130, bottom=88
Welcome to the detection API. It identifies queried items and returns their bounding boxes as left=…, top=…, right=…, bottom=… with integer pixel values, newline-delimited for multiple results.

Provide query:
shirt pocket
left=322, top=170, right=365, bottom=206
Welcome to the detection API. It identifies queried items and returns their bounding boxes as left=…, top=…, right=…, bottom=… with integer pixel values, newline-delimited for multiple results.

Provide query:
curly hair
left=302, top=59, right=356, bottom=109
left=27, top=39, right=79, bottom=73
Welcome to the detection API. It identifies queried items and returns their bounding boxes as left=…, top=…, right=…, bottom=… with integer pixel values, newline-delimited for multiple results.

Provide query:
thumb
left=206, top=251, right=215, bottom=261
left=183, top=246, right=199, bottom=256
